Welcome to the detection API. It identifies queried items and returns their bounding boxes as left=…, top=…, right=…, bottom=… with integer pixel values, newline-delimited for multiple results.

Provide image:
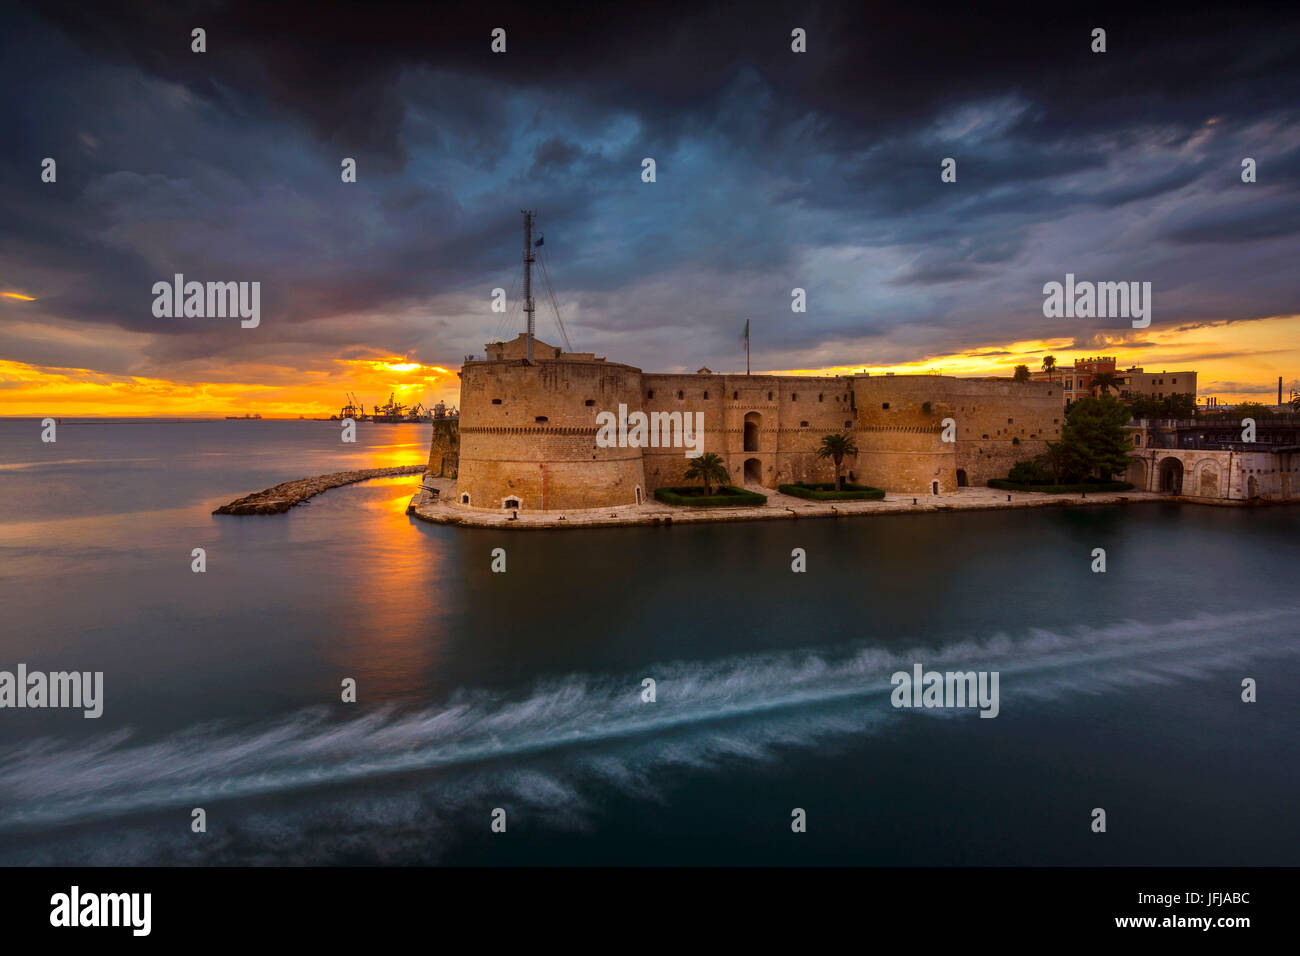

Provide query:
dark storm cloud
left=1161, top=194, right=1300, bottom=244
left=3, top=0, right=1300, bottom=378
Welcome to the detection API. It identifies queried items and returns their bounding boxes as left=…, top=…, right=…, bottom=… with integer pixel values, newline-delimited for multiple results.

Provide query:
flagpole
left=746, top=320, right=750, bottom=375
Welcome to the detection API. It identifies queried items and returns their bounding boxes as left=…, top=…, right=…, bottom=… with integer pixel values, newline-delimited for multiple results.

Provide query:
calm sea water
left=0, top=418, right=1297, bottom=865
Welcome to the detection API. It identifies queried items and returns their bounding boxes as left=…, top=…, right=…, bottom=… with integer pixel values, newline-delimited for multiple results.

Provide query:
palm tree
left=816, top=433, right=859, bottom=490
left=1041, top=355, right=1057, bottom=383
left=1090, top=371, right=1119, bottom=397
left=1040, top=442, right=1073, bottom=484
left=684, top=451, right=729, bottom=496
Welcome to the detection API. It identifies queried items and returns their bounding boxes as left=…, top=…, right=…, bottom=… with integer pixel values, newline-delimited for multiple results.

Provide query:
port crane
left=370, top=392, right=409, bottom=423
left=334, top=392, right=367, bottom=421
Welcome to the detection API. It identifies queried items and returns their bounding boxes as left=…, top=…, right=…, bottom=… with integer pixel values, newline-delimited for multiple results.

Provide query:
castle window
left=503, top=498, right=520, bottom=510
left=491, top=398, right=502, bottom=405
left=585, top=399, right=595, bottom=406
left=648, top=389, right=654, bottom=399
left=460, top=493, right=470, bottom=505
left=677, top=390, right=684, bottom=399
left=844, top=421, right=852, bottom=428
left=1007, top=418, right=1013, bottom=424
left=982, top=434, right=989, bottom=440
left=535, top=416, right=548, bottom=423
left=733, top=391, right=738, bottom=399
left=768, top=392, right=773, bottom=401
left=819, top=394, right=824, bottom=402
left=792, top=393, right=798, bottom=401
left=800, top=421, right=809, bottom=428
left=703, top=391, right=709, bottom=399
left=882, top=402, right=890, bottom=410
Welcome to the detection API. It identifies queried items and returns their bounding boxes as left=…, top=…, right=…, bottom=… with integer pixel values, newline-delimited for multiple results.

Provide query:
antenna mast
left=522, top=209, right=535, bottom=363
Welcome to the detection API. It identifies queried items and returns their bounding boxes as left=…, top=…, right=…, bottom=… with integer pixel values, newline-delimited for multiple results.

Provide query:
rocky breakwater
left=213, top=465, right=425, bottom=515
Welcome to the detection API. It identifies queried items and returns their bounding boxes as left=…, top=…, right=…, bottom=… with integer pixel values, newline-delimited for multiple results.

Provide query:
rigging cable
left=490, top=269, right=522, bottom=345
left=537, top=248, right=574, bottom=352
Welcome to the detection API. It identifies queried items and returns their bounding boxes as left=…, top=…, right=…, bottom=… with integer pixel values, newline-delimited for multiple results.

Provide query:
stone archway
left=956, top=468, right=968, bottom=487
left=744, top=457, right=762, bottom=485
left=1247, top=475, right=1259, bottom=499
left=1126, top=457, right=1149, bottom=490
left=1157, top=457, right=1184, bottom=494
left=743, top=412, right=761, bottom=452
left=1195, top=463, right=1220, bottom=498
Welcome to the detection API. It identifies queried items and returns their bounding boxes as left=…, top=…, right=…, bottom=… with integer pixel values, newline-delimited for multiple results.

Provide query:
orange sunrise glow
left=2, top=314, right=1297, bottom=417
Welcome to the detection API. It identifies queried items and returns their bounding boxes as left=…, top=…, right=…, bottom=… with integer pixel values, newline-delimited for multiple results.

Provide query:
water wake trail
left=0, top=607, right=1294, bottom=833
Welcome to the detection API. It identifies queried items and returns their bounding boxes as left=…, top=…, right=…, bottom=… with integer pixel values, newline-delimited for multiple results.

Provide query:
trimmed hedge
left=778, top=481, right=886, bottom=501
left=988, top=479, right=1134, bottom=494
left=654, top=485, right=768, bottom=507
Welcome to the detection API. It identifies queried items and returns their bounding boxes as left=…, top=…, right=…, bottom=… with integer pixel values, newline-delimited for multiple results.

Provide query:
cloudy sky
left=2, top=0, right=1299, bottom=415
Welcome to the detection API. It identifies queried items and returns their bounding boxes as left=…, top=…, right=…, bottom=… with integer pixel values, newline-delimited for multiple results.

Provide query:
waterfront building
left=445, top=333, right=1062, bottom=511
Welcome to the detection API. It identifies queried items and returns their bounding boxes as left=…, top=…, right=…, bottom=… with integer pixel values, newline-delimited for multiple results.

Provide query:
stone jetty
left=214, top=465, right=425, bottom=515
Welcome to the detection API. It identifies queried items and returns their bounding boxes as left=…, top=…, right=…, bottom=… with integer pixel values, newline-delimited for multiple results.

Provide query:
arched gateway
left=1157, top=457, right=1184, bottom=494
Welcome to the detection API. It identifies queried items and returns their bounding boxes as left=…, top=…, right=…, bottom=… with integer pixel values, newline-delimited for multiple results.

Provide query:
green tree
left=1090, top=371, right=1119, bottom=396
left=1059, top=396, right=1133, bottom=479
left=683, top=451, right=729, bottom=496
left=1126, top=395, right=1161, bottom=420
left=1166, top=392, right=1196, bottom=418
left=1038, top=442, right=1076, bottom=483
left=1236, top=400, right=1274, bottom=421
left=1009, top=459, right=1051, bottom=483
left=816, top=433, right=859, bottom=490
left=1126, top=393, right=1194, bottom=421
left=1013, top=364, right=1030, bottom=383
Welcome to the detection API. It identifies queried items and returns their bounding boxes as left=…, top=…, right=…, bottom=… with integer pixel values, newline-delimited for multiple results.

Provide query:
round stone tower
left=456, top=335, right=646, bottom=511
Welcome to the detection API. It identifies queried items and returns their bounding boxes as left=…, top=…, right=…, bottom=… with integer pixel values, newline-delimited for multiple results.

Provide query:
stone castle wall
left=639, top=373, right=855, bottom=488
left=639, top=373, right=730, bottom=488
left=443, top=342, right=1065, bottom=510
left=426, top=418, right=460, bottom=478
left=456, top=358, right=646, bottom=510
left=851, top=375, right=1061, bottom=491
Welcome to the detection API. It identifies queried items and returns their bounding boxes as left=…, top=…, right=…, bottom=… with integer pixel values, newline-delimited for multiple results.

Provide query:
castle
left=437, top=332, right=1064, bottom=512
left=426, top=211, right=1064, bottom=512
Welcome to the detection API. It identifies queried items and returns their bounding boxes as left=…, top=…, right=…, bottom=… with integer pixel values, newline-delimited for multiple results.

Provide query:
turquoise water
left=0, top=418, right=1297, bottom=864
